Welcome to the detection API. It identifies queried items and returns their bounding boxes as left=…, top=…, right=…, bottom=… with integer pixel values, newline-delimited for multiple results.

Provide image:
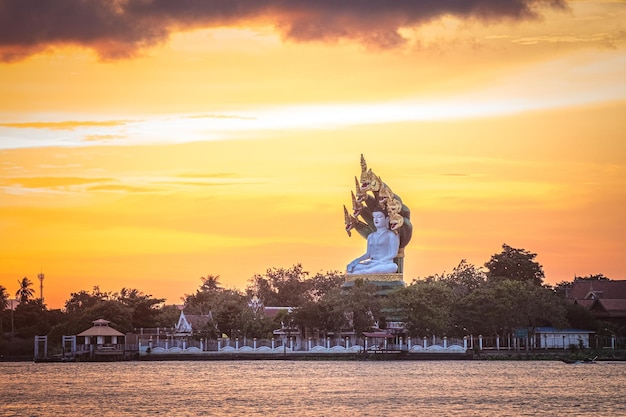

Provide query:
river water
left=1, top=360, right=625, bottom=416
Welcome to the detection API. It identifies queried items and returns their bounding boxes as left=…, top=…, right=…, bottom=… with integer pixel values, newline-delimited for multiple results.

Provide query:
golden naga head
left=343, top=205, right=357, bottom=237
left=354, top=176, right=367, bottom=204
left=351, top=191, right=363, bottom=217
left=389, top=211, right=404, bottom=232
left=378, top=181, right=394, bottom=207
left=360, top=169, right=381, bottom=193
left=386, top=197, right=402, bottom=215
left=360, top=153, right=368, bottom=173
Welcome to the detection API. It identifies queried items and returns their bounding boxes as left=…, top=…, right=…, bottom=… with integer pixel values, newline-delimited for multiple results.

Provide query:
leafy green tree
left=386, top=280, right=454, bottom=337
left=15, top=277, right=35, bottom=303
left=485, top=244, right=545, bottom=286
left=292, top=300, right=321, bottom=333
left=12, top=299, right=55, bottom=338
left=553, top=280, right=572, bottom=298
left=454, top=279, right=566, bottom=336
left=439, top=259, right=486, bottom=296
left=184, top=275, right=231, bottom=315
left=64, top=286, right=113, bottom=315
left=246, top=264, right=312, bottom=307
left=564, top=303, right=598, bottom=331
left=54, top=286, right=134, bottom=338
left=241, top=306, right=277, bottom=339
left=184, top=276, right=252, bottom=338
left=212, top=289, right=247, bottom=338
left=48, top=298, right=133, bottom=344
left=114, top=288, right=165, bottom=329
left=344, top=279, right=381, bottom=336
left=574, top=273, right=610, bottom=282
left=153, top=305, right=181, bottom=328
left=308, top=271, right=344, bottom=301
left=293, top=288, right=347, bottom=339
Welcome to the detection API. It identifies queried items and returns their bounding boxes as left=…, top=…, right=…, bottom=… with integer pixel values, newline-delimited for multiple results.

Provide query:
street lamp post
left=463, top=327, right=473, bottom=350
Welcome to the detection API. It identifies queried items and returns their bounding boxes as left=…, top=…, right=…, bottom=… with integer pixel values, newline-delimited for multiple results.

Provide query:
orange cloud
left=0, top=0, right=567, bottom=62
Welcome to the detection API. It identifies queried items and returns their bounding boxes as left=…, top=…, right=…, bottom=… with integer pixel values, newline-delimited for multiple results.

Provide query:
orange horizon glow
left=1, top=1, right=625, bottom=309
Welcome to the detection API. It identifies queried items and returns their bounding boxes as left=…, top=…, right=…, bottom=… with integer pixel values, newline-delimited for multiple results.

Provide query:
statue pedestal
left=343, top=273, right=404, bottom=283
left=342, top=273, right=405, bottom=294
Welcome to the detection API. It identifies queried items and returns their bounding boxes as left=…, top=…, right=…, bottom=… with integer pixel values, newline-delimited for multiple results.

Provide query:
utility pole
left=38, top=272, right=44, bottom=303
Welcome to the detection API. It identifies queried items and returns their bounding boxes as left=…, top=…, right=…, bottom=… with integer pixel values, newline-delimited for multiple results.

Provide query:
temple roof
left=566, top=280, right=626, bottom=300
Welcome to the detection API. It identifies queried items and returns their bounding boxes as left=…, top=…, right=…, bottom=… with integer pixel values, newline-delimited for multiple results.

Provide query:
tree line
left=0, top=243, right=621, bottom=357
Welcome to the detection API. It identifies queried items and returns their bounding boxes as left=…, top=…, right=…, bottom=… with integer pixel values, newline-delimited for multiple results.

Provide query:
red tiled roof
left=595, top=299, right=626, bottom=316
left=568, top=281, right=626, bottom=318
left=566, top=280, right=626, bottom=300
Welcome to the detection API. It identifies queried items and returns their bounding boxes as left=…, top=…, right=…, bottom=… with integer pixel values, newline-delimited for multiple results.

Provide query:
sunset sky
left=1, top=0, right=625, bottom=309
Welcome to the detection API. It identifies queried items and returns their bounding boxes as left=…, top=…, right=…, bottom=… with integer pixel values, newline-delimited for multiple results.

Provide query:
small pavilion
left=77, top=319, right=126, bottom=358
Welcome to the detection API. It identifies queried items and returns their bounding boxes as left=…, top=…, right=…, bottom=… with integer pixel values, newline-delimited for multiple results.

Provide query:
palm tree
left=200, top=275, right=221, bottom=292
left=16, top=277, right=34, bottom=303
left=0, top=285, right=8, bottom=334
left=0, top=285, right=8, bottom=310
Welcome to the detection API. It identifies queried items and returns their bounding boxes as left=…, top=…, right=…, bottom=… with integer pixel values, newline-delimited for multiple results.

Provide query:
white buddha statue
left=346, top=210, right=400, bottom=274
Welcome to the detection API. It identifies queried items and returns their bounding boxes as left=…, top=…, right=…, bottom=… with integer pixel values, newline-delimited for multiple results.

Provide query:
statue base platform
left=343, top=273, right=404, bottom=283
left=342, top=273, right=405, bottom=294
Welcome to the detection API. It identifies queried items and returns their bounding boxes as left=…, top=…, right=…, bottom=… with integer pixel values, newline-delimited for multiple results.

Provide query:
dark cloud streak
left=0, top=0, right=567, bottom=62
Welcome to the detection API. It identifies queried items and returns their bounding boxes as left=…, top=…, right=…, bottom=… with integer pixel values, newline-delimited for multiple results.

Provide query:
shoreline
left=9, top=349, right=624, bottom=363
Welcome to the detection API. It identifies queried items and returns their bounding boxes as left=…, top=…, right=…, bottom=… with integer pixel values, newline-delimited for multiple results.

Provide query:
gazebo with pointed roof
left=77, top=318, right=125, bottom=347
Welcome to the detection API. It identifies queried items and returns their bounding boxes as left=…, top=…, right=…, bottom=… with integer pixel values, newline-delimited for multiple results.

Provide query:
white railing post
left=423, top=337, right=427, bottom=349
left=463, top=336, right=468, bottom=350
left=443, top=337, right=447, bottom=349
left=479, top=335, right=483, bottom=351
left=408, top=337, right=411, bottom=351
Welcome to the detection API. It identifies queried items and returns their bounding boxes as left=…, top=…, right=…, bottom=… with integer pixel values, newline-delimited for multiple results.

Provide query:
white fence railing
left=137, top=336, right=469, bottom=355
